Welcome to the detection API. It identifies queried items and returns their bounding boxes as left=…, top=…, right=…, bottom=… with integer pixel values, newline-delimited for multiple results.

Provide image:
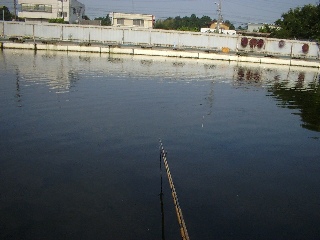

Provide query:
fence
left=1, top=21, right=319, bottom=60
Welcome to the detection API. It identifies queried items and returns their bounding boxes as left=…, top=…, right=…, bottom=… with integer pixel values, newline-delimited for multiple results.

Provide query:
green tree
left=271, top=4, right=320, bottom=41
left=259, top=24, right=273, bottom=33
left=200, top=15, right=212, bottom=28
left=154, top=14, right=213, bottom=31
left=0, top=6, right=12, bottom=21
left=94, top=14, right=111, bottom=26
left=154, top=14, right=235, bottom=32
left=224, top=20, right=235, bottom=30
left=82, top=15, right=90, bottom=20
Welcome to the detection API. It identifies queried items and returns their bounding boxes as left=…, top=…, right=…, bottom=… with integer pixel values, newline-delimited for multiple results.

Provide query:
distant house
left=208, top=21, right=230, bottom=31
left=200, top=21, right=235, bottom=35
left=247, top=23, right=265, bottom=32
left=110, top=12, right=155, bottom=28
left=18, top=0, right=85, bottom=23
left=201, top=28, right=236, bottom=35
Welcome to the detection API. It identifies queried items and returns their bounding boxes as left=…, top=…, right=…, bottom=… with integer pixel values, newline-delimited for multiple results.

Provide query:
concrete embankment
left=1, top=41, right=319, bottom=69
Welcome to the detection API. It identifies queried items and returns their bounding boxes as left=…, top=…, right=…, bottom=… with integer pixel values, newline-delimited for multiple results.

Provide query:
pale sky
left=2, top=0, right=319, bottom=26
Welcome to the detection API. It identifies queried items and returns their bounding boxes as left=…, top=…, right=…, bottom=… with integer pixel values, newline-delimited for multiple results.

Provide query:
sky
left=1, top=0, right=319, bottom=26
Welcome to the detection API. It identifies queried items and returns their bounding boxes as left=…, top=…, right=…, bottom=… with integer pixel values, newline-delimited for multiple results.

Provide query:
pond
left=1, top=49, right=320, bottom=240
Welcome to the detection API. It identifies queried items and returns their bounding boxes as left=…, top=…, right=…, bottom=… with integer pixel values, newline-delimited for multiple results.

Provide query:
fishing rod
left=159, top=139, right=190, bottom=240
left=159, top=143, right=165, bottom=240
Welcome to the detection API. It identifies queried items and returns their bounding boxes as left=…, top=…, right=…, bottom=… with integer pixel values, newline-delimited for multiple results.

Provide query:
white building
left=201, top=28, right=237, bottom=35
left=247, top=23, right=271, bottom=32
left=18, top=0, right=85, bottom=24
left=110, top=12, right=154, bottom=28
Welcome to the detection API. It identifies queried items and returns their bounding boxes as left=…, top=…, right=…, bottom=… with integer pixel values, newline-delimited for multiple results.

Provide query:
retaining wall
left=2, top=42, right=319, bottom=68
left=1, top=21, right=319, bottom=60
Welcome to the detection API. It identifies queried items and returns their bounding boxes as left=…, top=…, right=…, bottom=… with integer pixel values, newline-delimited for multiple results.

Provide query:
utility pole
left=1, top=6, right=4, bottom=21
left=77, top=7, right=82, bottom=24
left=61, top=0, right=64, bottom=21
left=215, top=0, right=223, bottom=33
left=13, top=0, right=17, bottom=20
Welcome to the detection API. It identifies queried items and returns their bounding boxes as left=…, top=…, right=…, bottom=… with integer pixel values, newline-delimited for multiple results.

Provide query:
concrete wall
left=0, top=21, right=4, bottom=36
left=1, top=21, right=319, bottom=60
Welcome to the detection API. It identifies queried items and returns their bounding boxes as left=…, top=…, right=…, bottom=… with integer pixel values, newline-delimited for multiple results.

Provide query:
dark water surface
left=1, top=50, right=320, bottom=240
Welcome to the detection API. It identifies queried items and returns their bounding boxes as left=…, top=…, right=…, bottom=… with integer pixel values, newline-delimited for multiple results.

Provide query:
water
left=1, top=49, right=320, bottom=240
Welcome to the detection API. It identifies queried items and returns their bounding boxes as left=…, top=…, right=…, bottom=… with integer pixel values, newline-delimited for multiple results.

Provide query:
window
left=21, top=4, right=52, bottom=13
left=117, top=18, right=124, bottom=25
left=58, top=12, right=67, bottom=18
left=133, top=19, right=144, bottom=26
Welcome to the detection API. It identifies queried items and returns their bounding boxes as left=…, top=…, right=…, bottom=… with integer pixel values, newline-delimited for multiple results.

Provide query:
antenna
left=215, top=0, right=223, bottom=33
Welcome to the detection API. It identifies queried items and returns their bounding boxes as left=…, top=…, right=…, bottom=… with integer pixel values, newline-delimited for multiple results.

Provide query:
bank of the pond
left=1, top=41, right=319, bottom=69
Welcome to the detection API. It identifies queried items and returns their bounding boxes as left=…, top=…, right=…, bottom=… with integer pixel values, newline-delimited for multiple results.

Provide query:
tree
left=200, top=15, right=212, bottom=28
left=94, top=14, right=111, bottom=26
left=259, top=24, right=273, bottom=33
left=224, top=20, right=235, bottom=30
left=82, top=15, right=90, bottom=20
left=271, top=4, right=320, bottom=41
left=0, top=6, right=12, bottom=21
left=154, top=14, right=213, bottom=31
left=154, top=14, right=235, bottom=32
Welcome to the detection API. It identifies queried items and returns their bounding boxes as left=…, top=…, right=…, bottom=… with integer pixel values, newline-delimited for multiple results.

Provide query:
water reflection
left=1, top=49, right=319, bottom=131
left=235, top=67, right=261, bottom=85
left=15, top=68, right=22, bottom=107
left=267, top=74, right=320, bottom=131
left=234, top=65, right=320, bottom=131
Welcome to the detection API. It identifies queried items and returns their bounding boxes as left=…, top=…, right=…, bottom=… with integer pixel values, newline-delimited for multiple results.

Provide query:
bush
left=48, top=18, right=66, bottom=24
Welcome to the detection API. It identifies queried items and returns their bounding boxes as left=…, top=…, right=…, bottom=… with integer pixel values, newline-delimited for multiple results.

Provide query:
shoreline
left=1, top=40, right=319, bottom=69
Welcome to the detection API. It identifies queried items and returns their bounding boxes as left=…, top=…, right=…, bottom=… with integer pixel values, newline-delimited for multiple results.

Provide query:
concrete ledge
left=143, top=49, right=178, bottom=58
left=237, top=56, right=261, bottom=63
left=261, top=57, right=291, bottom=66
left=1, top=42, right=319, bottom=68
left=36, top=43, right=68, bottom=51
left=290, top=59, right=320, bottom=68
left=110, top=47, right=134, bottom=55
left=4, top=42, right=35, bottom=50
left=67, top=45, right=101, bottom=53
left=162, top=50, right=198, bottom=58
left=171, top=50, right=199, bottom=58
left=100, top=47, right=110, bottom=53
left=199, top=52, right=217, bottom=60
left=213, top=54, right=233, bottom=61
left=199, top=53, right=237, bottom=61
left=36, top=43, right=49, bottom=50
